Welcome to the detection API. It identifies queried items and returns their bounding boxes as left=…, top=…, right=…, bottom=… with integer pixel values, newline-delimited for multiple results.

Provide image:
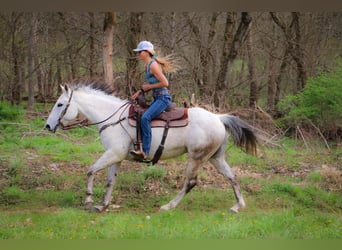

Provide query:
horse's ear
left=60, top=84, right=70, bottom=95
left=60, top=85, right=66, bottom=94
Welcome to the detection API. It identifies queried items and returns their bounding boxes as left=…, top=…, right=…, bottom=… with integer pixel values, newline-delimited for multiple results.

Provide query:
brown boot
left=130, top=150, right=150, bottom=162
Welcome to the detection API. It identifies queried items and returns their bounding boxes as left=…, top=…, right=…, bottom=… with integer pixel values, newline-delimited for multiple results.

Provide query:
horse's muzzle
left=45, top=124, right=57, bottom=133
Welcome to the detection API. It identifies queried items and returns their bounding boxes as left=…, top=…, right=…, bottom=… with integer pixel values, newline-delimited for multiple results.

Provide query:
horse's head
left=45, top=85, right=78, bottom=133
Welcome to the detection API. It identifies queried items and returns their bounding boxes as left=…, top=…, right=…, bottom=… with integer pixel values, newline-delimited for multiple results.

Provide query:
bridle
left=57, top=90, right=133, bottom=133
left=57, top=90, right=74, bottom=129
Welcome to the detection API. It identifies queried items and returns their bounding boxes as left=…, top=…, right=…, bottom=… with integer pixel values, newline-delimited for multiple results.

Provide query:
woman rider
left=130, top=40, right=178, bottom=161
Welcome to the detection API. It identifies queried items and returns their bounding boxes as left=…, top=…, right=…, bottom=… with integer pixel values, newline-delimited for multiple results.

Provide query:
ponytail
left=147, top=51, right=180, bottom=73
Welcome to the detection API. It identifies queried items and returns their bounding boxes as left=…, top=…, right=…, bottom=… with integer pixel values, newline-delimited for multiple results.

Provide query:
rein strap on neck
left=60, top=100, right=132, bottom=132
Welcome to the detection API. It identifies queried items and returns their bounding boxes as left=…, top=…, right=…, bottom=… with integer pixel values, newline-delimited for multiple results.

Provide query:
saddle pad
left=128, top=105, right=189, bottom=128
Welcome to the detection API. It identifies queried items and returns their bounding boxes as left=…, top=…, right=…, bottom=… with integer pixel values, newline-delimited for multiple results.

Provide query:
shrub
left=0, top=102, right=24, bottom=121
left=278, top=58, right=342, bottom=139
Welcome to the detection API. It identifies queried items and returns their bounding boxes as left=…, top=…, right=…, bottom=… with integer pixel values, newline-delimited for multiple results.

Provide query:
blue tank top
left=145, top=59, right=159, bottom=84
left=145, top=59, right=169, bottom=97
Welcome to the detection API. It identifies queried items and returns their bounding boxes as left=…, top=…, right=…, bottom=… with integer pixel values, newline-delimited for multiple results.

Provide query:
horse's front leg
left=85, top=172, right=95, bottom=210
left=92, top=163, right=119, bottom=212
left=84, top=150, right=121, bottom=212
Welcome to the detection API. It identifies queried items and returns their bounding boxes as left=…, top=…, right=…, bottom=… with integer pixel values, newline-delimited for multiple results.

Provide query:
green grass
left=0, top=201, right=340, bottom=239
left=1, top=103, right=103, bottom=168
left=0, top=175, right=341, bottom=239
left=0, top=102, right=341, bottom=239
left=227, top=136, right=340, bottom=173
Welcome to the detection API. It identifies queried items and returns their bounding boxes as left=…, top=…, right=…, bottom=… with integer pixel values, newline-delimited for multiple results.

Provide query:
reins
left=58, top=90, right=133, bottom=133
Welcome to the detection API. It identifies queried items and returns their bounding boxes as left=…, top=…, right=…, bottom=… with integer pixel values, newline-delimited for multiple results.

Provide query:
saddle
left=128, top=104, right=188, bottom=128
left=128, top=94, right=188, bottom=165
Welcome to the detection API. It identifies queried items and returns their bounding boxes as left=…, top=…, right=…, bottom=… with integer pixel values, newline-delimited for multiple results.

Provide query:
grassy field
left=0, top=102, right=341, bottom=239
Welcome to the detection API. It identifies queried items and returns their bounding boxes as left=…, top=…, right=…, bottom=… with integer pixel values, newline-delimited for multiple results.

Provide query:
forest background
left=0, top=12, right=341, bottom=139
left=0, top=12, right=341, bottom=240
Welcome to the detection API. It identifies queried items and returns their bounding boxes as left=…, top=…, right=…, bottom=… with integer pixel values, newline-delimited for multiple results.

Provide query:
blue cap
left=133, top=41, right=154, bottom=52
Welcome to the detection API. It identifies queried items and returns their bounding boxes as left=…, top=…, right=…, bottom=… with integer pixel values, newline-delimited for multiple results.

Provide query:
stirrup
left=130, top=150, right=150, bottom=163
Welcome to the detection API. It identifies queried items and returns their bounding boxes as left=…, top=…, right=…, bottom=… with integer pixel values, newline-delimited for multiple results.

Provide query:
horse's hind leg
left=160, top=159, right=200, bottom=211
left=209, top=155, right=246, bottom=213
left=103, top=164, right=119, bottom=207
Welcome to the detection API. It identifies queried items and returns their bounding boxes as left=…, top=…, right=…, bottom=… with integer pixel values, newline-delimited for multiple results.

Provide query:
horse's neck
left=73, top=90, right=126, bottom=123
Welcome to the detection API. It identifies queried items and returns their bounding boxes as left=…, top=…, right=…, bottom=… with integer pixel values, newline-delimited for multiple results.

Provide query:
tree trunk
left=125, top=12, right=143, bottom=95
left=291, top=12, right=307, bottom=92
left=168, top=12, right=177, bottom=94
left=35, top=56, right=45, bottom=103
left=274, top=47, right=291, bottom=109
left=183, top=13, right=205, bottom=94
left=88, top=12, right=96, bottom=78
left=270, top=12, right=307, bottom=94
left=226, top=12, right=252, bottom=84
left=58, top=13, right=77, bottom=79
left=103, top=12, right=115, bottom=88
left=266, top=54, right=277, bottom=113
left=46, top=61, right=54, bottom=99
left=215, top=12, right=235, bottom=107
left=216, top=12, right=235, bottom=85
left=11, top=48, right=20, bottom=105
left=27, top=13, right=37, bottom=111
left=214, top=12, right=252, bottom=108
left=10, top=13, right=23, bottom=105
left=56, top=55, right=63, bottom=96
left=266, top=28, right=278, bottom=113
left=247, top=25, right=257, bottom=108
left=204, top=12, right=219, bottom=94
left=184, top=13, right=219, bottom=95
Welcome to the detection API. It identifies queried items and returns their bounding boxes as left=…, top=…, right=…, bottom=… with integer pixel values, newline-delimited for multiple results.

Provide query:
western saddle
left=129, top=94, right=188, bottom=164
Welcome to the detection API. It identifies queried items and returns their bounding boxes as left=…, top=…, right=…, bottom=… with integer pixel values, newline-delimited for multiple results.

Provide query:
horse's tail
left=218, top=114, right=258, bottom=156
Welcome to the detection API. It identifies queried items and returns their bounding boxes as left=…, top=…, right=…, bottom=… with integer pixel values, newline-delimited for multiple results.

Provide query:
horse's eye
left=57, top=103, right=63, bottom=107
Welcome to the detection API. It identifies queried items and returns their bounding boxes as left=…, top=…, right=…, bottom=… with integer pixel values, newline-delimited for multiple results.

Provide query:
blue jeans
left=140, top=94, right=171, bottom=155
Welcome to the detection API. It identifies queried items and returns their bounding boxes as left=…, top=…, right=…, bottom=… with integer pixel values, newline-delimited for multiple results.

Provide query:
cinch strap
left=151, top=119, right=170, bottom=165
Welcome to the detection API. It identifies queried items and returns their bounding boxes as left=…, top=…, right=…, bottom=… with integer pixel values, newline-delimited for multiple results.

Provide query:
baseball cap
left=133, top=41, right=154, bottom=52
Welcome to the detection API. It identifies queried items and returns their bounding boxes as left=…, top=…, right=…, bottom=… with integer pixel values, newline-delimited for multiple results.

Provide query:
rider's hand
left=141, top=84, right=152, bottom=92
left=131, top=90, right=142, bottom=100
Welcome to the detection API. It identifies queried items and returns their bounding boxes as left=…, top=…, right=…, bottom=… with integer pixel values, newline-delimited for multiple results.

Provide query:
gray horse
left=45, top=80, right=258, bottom=213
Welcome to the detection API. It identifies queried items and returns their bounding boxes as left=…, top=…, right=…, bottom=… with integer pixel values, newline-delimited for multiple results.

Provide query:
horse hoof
left=229, top=207, right=239, bottom=213
left=159, top=204, right=172, bottom=212
left=84, top=202, right=93, bottom=210
left=159, top=206, right=167, bottom=212
left=92, top=205, right=105, bottom=213
left=229, top=201, right=245, bottom=213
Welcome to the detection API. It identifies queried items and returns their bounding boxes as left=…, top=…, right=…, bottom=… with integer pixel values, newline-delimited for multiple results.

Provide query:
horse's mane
left=66, top=78, right=115, bottom=95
